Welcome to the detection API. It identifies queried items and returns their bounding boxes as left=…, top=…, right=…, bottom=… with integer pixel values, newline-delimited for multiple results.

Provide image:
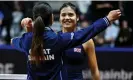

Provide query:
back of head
left=30, top=2, right=53, bottom=65
left=33, top=2, right=53, bottom=26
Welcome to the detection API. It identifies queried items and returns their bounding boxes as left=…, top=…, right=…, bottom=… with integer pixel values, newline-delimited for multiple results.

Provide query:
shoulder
left=11, top=32, right=33, bottom=43
left=19, top=32, right=33, bottom=45
left=87, top=39, right=94, bottom=45
left=82, top=39, right=95, bottom=51
left=22, top=32, right=33, bottom=38
left=83, top=39, right=94, bottom=47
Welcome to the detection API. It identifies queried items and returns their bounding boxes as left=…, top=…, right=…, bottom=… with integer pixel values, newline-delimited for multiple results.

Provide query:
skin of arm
left=83, top=39, right=100, bottom=80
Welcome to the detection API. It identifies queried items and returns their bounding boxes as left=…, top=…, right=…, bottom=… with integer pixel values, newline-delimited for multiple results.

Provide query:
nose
left=64, top=15, right=70, bottom=20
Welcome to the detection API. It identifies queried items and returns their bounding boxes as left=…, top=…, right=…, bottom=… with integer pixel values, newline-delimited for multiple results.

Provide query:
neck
left=62, top=27, right=76, bottom=33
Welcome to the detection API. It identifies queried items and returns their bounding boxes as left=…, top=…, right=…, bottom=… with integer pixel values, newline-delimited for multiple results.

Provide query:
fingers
left=118, top=13, right=121, bottom=17
left=117, top=11, right=121, bottom=14
left=21, top=17, right=32, bottom=28
left=113, top=9, right=121, bottom=17
left=117, top=11, right=121, bottom=16
left=116, top=9, right=121, bottom=12
left=21, top=19, right=24, bottom=27
left=116, top=9, right=121, bottom=14
left=21, top=18, right=28, bottom=27
left=107, top=9, right=122, bottom=23
left=21, top=17, right=33, bottom=32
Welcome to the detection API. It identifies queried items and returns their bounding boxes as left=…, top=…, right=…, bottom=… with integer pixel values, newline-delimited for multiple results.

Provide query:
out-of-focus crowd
left=0, top=1, right=132, bottom=48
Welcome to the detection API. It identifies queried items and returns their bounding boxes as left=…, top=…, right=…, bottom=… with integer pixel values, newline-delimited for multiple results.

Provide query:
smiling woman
left=59, top=3, right=79, bottom=32
left=58, top=2, right=100, bottom=80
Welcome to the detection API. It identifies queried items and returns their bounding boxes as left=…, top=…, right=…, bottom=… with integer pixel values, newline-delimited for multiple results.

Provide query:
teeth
left=65, top=22, right=70, bottom=23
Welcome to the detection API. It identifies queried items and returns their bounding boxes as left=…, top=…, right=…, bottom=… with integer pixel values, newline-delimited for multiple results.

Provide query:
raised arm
left=59, top=9, right=121, bottom=49
left=12, top=9, right=121, bottom=51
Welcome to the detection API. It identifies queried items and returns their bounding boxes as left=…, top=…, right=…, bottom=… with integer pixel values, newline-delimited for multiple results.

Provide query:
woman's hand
left=106, top=9, right=121, bottom=24
left=21, top=17, right=33, bottom=32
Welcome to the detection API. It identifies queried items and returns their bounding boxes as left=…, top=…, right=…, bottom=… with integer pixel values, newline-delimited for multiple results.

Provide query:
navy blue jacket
left=12, top=17, right=109, bottom=80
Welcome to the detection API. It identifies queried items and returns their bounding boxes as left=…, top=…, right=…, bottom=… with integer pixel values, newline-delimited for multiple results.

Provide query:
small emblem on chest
left=74, top=48, right=81, bottom=53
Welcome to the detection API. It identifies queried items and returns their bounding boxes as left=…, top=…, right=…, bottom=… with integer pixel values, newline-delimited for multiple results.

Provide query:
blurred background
left=0, top=1, right=133, bottom=80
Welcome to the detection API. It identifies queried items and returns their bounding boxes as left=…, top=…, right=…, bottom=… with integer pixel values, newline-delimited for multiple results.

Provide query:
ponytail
left=30, top=16, right=45, bottom=65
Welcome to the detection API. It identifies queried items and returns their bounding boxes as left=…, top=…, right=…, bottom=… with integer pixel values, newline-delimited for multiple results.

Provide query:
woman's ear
left=77, top=17, right=79, bottom=21
left=77, top=15, right=79, bottom=21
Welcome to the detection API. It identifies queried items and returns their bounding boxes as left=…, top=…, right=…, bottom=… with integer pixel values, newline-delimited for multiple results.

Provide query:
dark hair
left=59, top=2, right=79, bottom=16
left=30, top=2, right=53, bottom=65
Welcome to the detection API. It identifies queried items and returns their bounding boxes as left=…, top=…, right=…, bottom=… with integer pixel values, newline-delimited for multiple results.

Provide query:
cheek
left=74, top=19, right=77, bottom=24
left=72, top=18, right=77, bottom=25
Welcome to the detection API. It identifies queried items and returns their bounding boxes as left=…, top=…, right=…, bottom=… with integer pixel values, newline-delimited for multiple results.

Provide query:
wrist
left=106, top=16, right=112, bottom=24
left=103, top=17, right=110, bottom=26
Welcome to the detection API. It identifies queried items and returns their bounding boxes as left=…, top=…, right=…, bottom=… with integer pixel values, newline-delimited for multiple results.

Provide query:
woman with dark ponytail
left=11, top=2, right=121, bottom=80
left=30, top=16, right=45, bottom=65
left=29, top=2, right=53, bottom=65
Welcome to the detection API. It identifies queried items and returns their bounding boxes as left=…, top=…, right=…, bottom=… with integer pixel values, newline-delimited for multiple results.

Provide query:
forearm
left=73, top=17, right=109, bottom=44
left=91, top=70, right=100, bottom=80
left=83, top=40, right=100, bottom=80
left=89, top=63, right=100, bottom=80
left=59, top=17, right=109, bottom=49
